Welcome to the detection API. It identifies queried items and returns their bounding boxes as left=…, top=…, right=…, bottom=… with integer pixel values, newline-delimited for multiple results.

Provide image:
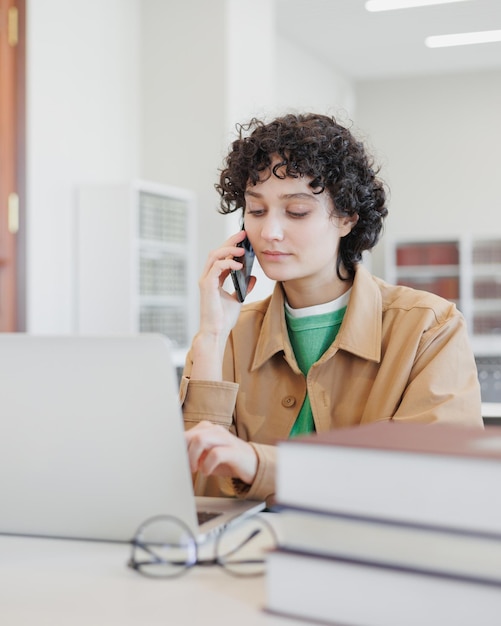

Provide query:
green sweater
left=285, top=306, right=346, bottom=437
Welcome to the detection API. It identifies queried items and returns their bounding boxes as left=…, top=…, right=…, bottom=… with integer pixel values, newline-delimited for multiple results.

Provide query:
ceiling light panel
left=425, top=29, right=501, bottom=47
left=365, top=0, right=471, bottom=11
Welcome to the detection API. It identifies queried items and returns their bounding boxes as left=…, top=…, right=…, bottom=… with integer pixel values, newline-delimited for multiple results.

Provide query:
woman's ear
left=339, top=213, right=359, bottom=237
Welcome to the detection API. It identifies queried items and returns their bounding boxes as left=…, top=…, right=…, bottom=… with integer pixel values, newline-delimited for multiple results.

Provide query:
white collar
left=285, top=288, right=352, bottom=319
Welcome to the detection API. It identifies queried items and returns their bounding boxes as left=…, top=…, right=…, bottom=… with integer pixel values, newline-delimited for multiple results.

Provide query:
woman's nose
left=260, top=215, right=284, bottom=241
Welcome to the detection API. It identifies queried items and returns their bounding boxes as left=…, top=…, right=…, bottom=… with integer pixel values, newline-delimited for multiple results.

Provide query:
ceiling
left=275, top=0, right=501, bottom=80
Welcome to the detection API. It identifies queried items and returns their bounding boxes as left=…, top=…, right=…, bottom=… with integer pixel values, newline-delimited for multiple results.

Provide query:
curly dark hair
left=215, top=113, right=388, bottom=280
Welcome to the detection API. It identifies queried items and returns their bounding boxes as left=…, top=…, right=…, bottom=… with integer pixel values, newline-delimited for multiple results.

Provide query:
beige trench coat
left=181, top=264, right=483, bottom=504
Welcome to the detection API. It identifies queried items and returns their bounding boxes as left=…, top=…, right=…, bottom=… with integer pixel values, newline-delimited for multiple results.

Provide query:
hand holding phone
left=230, top=235, right=255, bottom=303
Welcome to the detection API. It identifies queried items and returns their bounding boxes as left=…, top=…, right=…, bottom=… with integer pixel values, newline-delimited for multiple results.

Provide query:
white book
left=266, top=549, right=501, bottom=626
left=276, top=421, right=501, bottom=533
left=277, top=506, right=501, bottom=583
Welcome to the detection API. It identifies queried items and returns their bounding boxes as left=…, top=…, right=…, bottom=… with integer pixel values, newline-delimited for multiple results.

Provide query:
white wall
left=140, top=0, right=228, bottom=282
left=26, top=0, right=141, bottom=333
left=355, top=70, right=501, bottom=276
left=275, top=34, right=356, bottom=122
left=225, top=0, right=277, bottom=129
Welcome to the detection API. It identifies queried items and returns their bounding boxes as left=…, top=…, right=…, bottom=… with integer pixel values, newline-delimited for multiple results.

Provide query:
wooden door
left=0, top=0, right=25, bottom=331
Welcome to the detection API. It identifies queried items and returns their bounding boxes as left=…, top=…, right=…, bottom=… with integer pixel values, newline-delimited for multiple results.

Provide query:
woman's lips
left=262, top=250, right=290, bottom=259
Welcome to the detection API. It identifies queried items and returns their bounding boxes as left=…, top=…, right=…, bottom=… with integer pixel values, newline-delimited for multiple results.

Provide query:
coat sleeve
left=232, top=442, right=277, bottom=506
left=180, top=377, right=239, bottom=428
left=181, top=366, right=259, bottom=501
left=180, top=376, right=240, bottom=498
left=181, top=377, right=278, bottom=504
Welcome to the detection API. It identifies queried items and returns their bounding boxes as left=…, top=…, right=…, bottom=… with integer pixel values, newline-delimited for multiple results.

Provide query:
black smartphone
left=231, top=235, right=255, bottom=303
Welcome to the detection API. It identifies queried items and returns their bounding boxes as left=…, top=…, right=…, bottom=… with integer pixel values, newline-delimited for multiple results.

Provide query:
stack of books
left=265, top=421, right=501, bottom=626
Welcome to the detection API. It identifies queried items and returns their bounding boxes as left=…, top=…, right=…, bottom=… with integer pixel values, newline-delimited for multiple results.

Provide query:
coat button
left=281, top=396, right=296, bottom=408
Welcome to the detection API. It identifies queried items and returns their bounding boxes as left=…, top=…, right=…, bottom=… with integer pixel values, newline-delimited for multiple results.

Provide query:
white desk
left=0, top=532, right=300, bottom=626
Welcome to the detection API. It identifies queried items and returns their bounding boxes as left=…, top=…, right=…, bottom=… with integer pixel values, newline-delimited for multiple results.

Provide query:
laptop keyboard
left=197, top=510, right=222, bottom=525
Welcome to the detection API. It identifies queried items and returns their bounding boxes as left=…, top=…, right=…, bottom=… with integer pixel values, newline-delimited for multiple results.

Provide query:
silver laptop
left=0, top=333, right=264, bottom=543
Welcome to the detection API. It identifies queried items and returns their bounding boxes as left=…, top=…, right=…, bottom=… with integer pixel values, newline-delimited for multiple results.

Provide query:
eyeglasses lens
left=215, top=516, right=277, bottom=577
left=131, top=516, right=197, bottom=578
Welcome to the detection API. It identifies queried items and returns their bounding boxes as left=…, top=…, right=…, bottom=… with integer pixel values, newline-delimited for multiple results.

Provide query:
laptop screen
left=0, top=334, right=199, bottom=541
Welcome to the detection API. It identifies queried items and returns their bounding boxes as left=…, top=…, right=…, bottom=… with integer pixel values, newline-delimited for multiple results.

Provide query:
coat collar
left=250, top=264, right=382, bottom=371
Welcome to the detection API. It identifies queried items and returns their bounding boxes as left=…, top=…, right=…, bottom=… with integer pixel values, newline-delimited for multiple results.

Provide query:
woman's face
left=243, top=159, right=357, bottom=307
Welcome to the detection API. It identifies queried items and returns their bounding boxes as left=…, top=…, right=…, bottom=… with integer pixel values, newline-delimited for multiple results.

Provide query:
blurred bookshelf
left=386, top=237, right=501, bottom=347
left=386, top=237, right=501, bottom=407
left=75, top=180, right=196, bottom=367
left=389, top=239, right=461, bottom=305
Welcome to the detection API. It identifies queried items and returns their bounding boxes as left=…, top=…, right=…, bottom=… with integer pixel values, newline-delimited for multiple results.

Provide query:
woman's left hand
left=185, top=421, right=258, bottom=486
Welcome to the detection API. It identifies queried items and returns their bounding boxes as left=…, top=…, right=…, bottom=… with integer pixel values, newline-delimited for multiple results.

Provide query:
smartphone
left=231, top=235, right=255, bottom=303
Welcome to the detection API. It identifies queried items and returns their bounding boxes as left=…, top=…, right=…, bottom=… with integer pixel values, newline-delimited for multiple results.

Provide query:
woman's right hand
left=190, top=230, right=256, bottom=380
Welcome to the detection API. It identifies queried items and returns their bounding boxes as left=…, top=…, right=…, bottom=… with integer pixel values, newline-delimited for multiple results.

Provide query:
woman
left=181, top=113, right=482, bottom=505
